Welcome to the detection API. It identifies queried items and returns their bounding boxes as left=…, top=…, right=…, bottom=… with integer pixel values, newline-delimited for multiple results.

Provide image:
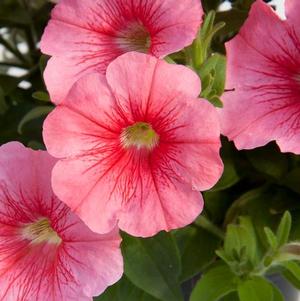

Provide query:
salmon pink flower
left=43, top=52, right=223, bottom=237
left=220, top=0, right=300, bottom=154
left=0, top=142, right=123, bottom=301
left=40, top=0, right=203, bottom=103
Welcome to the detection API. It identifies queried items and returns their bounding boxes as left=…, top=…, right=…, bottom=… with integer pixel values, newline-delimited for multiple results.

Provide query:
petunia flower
left=0, top=142, right=123, bottom=300
left=40, top=0, right=203, bottom=103
left=219, top=0, right=300, bottom=154
left=43, top=52, right=223, bottom=237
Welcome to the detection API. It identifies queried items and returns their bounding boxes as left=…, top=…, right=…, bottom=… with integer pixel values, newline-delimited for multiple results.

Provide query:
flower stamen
left=121, top=122, right=159, bottom=150
left=21, top=217, right=62, bottom=245
left=115, top=21, right=151, bottom=53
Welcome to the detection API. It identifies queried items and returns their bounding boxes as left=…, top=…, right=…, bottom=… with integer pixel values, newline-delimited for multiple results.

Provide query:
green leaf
left=238, top=277, right=284, bottom=301
left=210, top=141, right=239, bottom=192
left=211, top=159, right=239, bottom=191
left=191, top=11, right=225, bottom=69
left=264, top=227, right=278, bottom=251
left=224, top=225, right=244, bottom=259
left=246, top=144, right=288, bottom=179
left=27, top=140, right=44, bottom=150
left=94, top=276, right=159, bottom=301
left=18, top=106, right=53, bottom=134
left=281, top=167, right=300, bottom=195
left=239, top=217, right=257, bottom=263
left=198, top=54, right=226, bottom=107
left=276, top=211, right=292, bottom=247
left=272, top=285, right=285, bottom=301
left=174, top=226, right=221, bottom=281
left=203, top=190, right=232, bottom=224
left=224, top=217, right=258, bottom=266
left=192, top=11, right=215, bottom=67
left=190, top=264, right=238, bottom=301
left=280, top=261, right=300, bottom=289
left=122, top=232, right=183, bottom=301
left=0, top=75, right=23, bottom=95
left=223, top=186, right=298, bottom=247
left=32, top=91, right=50, bottom=102
left=220, top=292, right=239, bottom=301
left=208, top=95, right=223, bottom=108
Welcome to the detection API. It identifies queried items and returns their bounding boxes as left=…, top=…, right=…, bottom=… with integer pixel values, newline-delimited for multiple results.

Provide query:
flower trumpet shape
left=0, top=142, right=123, bottom=301
left=41, top=0, right=203, bottom=103
left=220, top=0, right=300, bottom=154
left=43, top=52, right=223, bottom=237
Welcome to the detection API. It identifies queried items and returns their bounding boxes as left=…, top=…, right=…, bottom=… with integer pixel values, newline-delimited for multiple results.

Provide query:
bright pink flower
left=219, top=0, right=300, bottom=154
left=43, top=52, right=223, bottom=237
left=40, top=0, right=203, bottom=103
left=0, top=142, right=123, bottom=300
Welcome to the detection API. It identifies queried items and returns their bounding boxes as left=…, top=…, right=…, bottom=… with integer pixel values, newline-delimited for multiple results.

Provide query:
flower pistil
left=121, top=122, right=159, bottom=150
left=21, top=217, right=62, bottom=245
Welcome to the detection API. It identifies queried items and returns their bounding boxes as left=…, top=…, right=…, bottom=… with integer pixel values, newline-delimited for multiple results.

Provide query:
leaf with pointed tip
left=18, top=106, right=53, bottom=134
left=190, top=264, right=238, bottom=301
left=238, top=277, right=284, bottom=301
left=122, top=232, right=183, bottom=301
left=276, top=211, right=292, bottom=247
left=94, top=276, right=159, bottom=301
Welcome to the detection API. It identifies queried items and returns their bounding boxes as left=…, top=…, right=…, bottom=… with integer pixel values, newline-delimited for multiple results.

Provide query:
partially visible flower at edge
left=0, top=142, right=123, bottom=301
left=219, top=0, right=300, bottom=154
left=40, top=0, right=203, bottom=103
left=43, top=51, right=224, bottom=238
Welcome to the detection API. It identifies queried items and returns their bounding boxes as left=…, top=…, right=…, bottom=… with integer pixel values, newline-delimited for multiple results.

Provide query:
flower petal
left=44, top=56, right=112, bottom=104
left=43, top=53, right=222, bottom=237
left=43, top=73, right=119, bottom=158
left=285, top=0, right=300, bottom=32
left=41, top=0, right=203, bottom=102
left=106, top=51, right=201, bottom=120
left=157, top=98, right=223, bottom=191
left=0, top=143, right=123, bottom=300
left=220, top=0, right=300, bottom=153
left=118, top=169, right=204, bottom=237
left=0, top=142, right=56, bottom=203
left=51, top=158, right=121, bottom=234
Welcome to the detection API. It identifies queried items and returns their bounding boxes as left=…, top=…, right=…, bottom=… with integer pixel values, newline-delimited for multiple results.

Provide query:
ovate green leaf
left=190, top=264, right=238, bottom=301
left=122, top=232, right=183, bottom=301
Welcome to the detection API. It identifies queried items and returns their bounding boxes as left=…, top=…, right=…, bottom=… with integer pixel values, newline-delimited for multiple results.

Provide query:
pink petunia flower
left=43, top=52, right=223, bottom=237
left=40, top=0, right=203, bottom=103
left=0, top=142, right=123, bottom=300
left=219, top=0, right=300, bottom=154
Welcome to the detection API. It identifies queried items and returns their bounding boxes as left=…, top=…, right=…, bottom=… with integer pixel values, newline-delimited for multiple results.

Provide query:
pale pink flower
left=40, top=0, right=203, bottom=103
left=0, top=142, right=123, bottom=301
left=219, top=0, right=300, bottom=154
left=43, top=52, right=223, bottom=237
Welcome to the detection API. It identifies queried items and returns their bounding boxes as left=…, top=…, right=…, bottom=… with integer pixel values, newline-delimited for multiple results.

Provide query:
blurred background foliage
left=1, top=0, right=300, bottom=301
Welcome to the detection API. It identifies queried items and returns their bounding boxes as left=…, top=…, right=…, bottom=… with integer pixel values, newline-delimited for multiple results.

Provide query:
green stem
left=20, top=64, right=39, bottom=81
left=0, top=35, right=29, bottom=65
left=164, top=56, right=176, bottom=64
left=194, top=216, right=225, bottom=240
left=0, top=62, right=28, bottom=68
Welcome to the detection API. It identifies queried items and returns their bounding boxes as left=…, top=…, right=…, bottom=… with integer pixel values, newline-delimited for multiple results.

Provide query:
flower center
left=115, top=21, right=151, bottom=53
left=21, top=217, right=62, bottom=245
left=121, top=122, right=159, bottom=150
